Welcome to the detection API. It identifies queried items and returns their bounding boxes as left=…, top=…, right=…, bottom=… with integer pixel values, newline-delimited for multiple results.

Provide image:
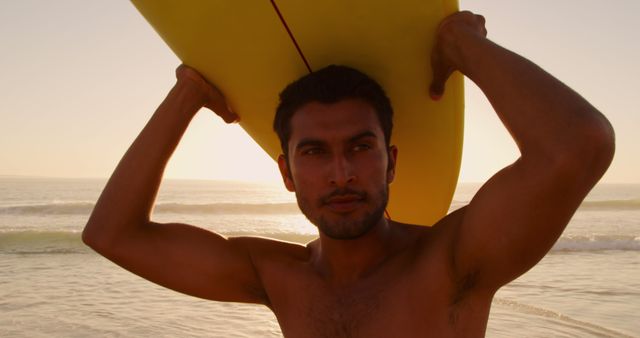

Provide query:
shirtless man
left=83, top=12, right=614, bottom=337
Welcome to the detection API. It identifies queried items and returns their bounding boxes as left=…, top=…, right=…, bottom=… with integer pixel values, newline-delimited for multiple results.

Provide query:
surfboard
left=130, top=0, right=464, bottom=226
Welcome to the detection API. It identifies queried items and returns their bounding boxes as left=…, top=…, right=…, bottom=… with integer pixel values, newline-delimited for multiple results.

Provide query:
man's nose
left=328, top=155, right=356, bottom=186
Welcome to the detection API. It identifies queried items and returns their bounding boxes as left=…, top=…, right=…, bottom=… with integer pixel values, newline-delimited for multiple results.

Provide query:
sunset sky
left=1, top=0, right=638, bottom=183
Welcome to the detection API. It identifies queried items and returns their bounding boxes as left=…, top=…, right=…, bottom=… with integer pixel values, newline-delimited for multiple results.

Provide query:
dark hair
left=273, top=65, right=394, bottom=155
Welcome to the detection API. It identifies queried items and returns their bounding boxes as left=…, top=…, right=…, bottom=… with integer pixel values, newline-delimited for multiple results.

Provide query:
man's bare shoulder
left=229, top=236, right=318, bottom=309
left=229, top=236, right=312, bottom=265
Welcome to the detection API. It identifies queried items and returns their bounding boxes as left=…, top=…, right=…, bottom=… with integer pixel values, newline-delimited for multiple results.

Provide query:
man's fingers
left=177, top=65, right=239, bottom=123
left=429, top=11, right=488, bottom=101
left=430, top=66, right=454, bottom=101
left=218, top=108, right=240, bottom=124
left=476, top=14, right=488, bottom=37
left=429, top=84, right=443, bottom=101
left=430, top=52, right=452, bottom=101
left=476, top=14, right=486, bottom=26
left=205, top=81, right=239, bottom=123
left=205, top=85, right=239, bottom=123
left=219, top=111, right=240, bottom=124
left=176, top=64, right=205, bottom=85
left=206, top=100, right=239, bottom=124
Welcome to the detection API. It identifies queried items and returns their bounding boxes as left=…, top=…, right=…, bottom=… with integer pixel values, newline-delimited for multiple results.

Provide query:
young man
left=83, top=12, right=614, bottom=337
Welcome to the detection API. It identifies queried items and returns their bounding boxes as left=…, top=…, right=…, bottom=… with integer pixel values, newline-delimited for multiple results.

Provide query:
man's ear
left=277, top=154, right=295, bottom=192
left=387, top=145, right=398, bottom=184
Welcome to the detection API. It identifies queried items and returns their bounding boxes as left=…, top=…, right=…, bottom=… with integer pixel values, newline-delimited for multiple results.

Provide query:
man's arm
left=82, top=67, right=268, bottom=304
left=431, top=12, right=615, bottom=290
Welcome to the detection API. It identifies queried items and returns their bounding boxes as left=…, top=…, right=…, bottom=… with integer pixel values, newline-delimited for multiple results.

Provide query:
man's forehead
left=288, top=99, right=384, bottom=140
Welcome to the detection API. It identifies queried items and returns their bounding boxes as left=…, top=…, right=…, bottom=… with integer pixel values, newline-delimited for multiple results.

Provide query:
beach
left=0, top=177, right=638, bottom=337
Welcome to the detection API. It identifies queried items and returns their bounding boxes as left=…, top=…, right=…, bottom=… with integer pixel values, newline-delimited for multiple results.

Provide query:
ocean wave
left=0, top=202, right=95, bottom=215
left=0, top=230, right=87, bottom=254
left=153, top=202, right=300, bottom=215
left=551, top=235, right=640, bottom=252
left=449, top=199, right=640, bottom=211
left=224, top=232, right=317, bottom=244
left=0, top=202, right=301, bottom=216
left=3, top=198, right=638, bottom=217
left=1, top=230, right=636, bottom=255
left=0, top=229, right=316, bottom=255
left=492, top=298, right=634, bottom=337
left=579, top=199, right=640, bottom=210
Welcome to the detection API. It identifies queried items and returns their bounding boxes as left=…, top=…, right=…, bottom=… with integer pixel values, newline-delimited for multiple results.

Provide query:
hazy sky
left=1, top=1, right=638, bottom=183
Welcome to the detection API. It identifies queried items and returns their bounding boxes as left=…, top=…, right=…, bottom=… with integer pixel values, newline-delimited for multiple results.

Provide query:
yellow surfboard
left=130, top=0, right=464, bottom=226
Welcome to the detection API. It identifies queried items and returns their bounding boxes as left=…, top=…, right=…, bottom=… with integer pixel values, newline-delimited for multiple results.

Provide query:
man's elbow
left=82, top=221, right=107, bottom=253
left=559, top=114, right=615, bottom=182
left=81, top=218, right=125, bottom=255
left=581, top=114, right=615, bottom=173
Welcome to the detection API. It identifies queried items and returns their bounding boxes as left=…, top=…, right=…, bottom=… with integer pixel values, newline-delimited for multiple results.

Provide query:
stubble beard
left=296, top=185, right=389, bottom=240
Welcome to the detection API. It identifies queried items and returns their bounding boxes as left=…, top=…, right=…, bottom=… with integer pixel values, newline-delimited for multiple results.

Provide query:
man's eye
left=302, top=147, right=325, bottom=155
left=353, top=144, right=371, bottom=152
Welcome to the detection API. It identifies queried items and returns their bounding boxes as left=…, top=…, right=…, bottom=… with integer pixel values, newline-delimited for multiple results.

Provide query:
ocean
left=0, top=177, right=638, bottom=337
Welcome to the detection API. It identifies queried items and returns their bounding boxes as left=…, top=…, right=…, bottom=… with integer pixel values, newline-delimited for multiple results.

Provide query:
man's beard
left=296, top=185, right=389, bottom=240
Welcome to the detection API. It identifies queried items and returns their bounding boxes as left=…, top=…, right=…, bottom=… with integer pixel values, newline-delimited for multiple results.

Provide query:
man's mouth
left=323, top=194, right=365, bottom=213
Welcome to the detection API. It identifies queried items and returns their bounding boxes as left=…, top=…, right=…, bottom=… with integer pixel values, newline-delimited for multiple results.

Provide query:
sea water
left=0, top=178, right=638, bottom=337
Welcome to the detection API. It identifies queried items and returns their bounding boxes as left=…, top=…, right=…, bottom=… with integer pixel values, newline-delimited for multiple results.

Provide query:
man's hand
left=176, top=64, right=239, bottom=123
left=430, top=11, right=487, bottom=100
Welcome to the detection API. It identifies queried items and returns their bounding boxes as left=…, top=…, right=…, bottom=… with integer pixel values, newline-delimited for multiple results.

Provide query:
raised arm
left=431, top=12, right=615, bottom=290
left=82, top=66, right=269, bottom=304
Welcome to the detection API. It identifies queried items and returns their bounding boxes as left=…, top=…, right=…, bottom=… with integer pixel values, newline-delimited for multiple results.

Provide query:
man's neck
left=311, top=218, right=402, bottom=286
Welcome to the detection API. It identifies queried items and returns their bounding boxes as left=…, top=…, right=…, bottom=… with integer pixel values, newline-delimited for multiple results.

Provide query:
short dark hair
left=273, top=65, right=394, bottom=156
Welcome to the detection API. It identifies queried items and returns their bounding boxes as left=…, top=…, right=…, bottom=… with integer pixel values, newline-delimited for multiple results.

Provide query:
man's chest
left=262, top=264, right=482, bottom=337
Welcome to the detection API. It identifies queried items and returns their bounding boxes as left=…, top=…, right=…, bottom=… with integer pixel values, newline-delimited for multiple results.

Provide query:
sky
left=0, top=0, right=638, bottom=184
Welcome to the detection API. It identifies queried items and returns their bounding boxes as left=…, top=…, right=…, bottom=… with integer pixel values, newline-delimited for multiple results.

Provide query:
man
left=83, top=12, right=614, bottom=337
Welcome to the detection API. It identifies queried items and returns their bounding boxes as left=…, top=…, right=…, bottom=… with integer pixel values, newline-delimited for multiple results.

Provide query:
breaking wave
left=3, top=197, right=638, bottom=217
left=1, top=230, right=636, bottom=255
left=551, top=234, right=640, bottom=252
left=449, top=199, right=640, bottom=211
left=579, top=199, right=640, bottom=210
left=0, top=202, right=300, bottom=216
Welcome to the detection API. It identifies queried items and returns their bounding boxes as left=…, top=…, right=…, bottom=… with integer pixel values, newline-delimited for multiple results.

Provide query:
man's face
left=278, top=98, right=397, bottom=240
